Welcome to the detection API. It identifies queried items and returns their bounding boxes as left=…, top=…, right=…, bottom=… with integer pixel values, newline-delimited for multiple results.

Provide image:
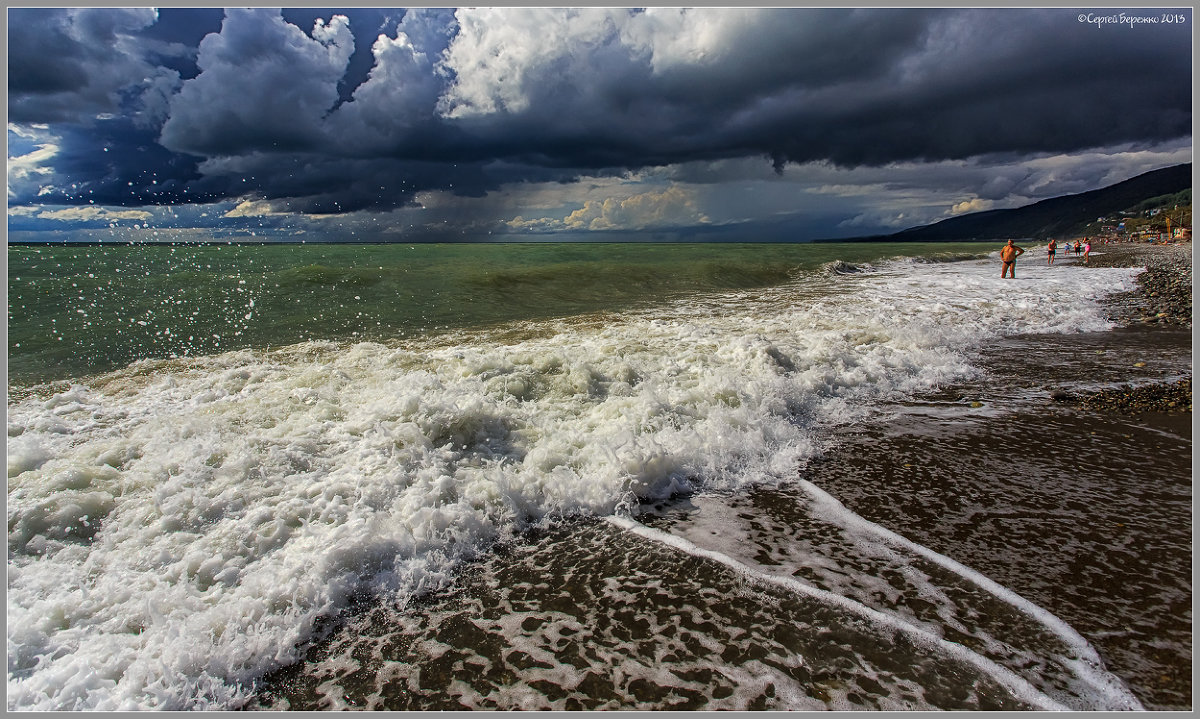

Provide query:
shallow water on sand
left=249, top=505, right=1087, bottom=711
left=250, top=516, right=1037, bottom=711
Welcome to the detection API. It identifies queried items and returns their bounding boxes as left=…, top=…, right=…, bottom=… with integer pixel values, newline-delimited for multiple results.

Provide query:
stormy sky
left=7, top=7, right=1193, bottom=243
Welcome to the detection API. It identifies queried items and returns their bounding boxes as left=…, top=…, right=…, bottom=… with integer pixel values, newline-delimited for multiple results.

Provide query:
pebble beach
left=1070, top=240, right=1192, bottom=413
left=804, top=238, right=1193, bottom=710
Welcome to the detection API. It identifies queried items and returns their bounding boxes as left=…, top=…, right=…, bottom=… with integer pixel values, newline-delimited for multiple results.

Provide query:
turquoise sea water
left=7, top=242, right=988, bottom=386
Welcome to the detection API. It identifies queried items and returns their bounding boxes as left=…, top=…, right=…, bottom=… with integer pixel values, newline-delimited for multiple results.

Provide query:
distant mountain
left=881, top=163, right=1192, bottom=242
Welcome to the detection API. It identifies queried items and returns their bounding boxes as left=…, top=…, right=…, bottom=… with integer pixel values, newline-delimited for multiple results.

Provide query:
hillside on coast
left=850, top=163, right=1192, bottom=242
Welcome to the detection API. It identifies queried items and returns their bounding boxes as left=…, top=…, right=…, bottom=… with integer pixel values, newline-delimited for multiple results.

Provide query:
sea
left=6, top=241, right=1190, bottom=710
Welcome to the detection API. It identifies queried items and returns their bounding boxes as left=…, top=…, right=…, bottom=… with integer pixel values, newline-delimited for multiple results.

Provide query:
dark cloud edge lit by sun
left=6, top=6, right=1193, bottom=244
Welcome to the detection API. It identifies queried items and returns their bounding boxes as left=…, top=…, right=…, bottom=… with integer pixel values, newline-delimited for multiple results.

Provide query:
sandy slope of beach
left=803, top=240, right=1193, bottom=710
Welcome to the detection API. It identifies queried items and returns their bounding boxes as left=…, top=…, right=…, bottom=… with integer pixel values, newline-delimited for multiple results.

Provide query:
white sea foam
left=796, top=479, right=1145, bottom=711
left=605, top=516, right=1071, bottom=711
left=6, top=256, right=1140, bottom=709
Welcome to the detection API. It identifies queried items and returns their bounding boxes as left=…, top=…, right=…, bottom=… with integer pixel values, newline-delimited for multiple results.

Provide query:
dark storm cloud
left=8, top=11, right=91, bottom=96
left=752, top=9, right=1192, bottom=169
left=187, top=150, right=595, bottom=214
left=29, top=119, right=216, bottom=207
left=333, top=7, right=1189, bottom=170
left=7, top=7, right=187, bottom=124
left=136, top=8, right=224, bottom=81
left=8, top=7, right=1192, bottom=217
left=277, top=7, right=407, bottom=105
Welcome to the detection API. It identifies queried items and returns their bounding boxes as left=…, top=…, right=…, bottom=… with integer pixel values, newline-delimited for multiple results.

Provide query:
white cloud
left=7, top=140, right=60, bottom=198
left=618, top=8, right=763, bottom=73
left=437, top=8, right=627, bottom=118
left=33, top=206, right=153, bottom=222
left=224, top=199, right=287, bottom=218
left=433, top=8, right=806, bottom=119
left=7, top=145, right=59, bottom=179
left=8, top=123, right=52, bottom=140
left=950, top=197, right=994, bottom=215
left=509, top=185, right=709, bottom=232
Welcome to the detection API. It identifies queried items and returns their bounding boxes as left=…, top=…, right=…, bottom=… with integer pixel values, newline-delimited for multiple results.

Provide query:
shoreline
left=1066, top=240, right=1191, bottom=413
left=1084, top=240, right=1192, bottom=326
left=1053, top=240, right=1192, bottom=412
left=802, top=239, right=1193, bottom=709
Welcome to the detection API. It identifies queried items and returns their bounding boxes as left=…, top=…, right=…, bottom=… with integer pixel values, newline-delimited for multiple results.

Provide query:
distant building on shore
left=1126, top=227, right=1191, bottom=243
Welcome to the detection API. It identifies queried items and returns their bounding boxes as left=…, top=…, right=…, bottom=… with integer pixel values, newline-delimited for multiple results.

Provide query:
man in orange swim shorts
left=1000, top=239, right=1025, bottom=278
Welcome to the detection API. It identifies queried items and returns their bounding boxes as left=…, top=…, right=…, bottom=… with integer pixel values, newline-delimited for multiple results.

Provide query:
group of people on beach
left=1000, top=237, right=1090, bottom=278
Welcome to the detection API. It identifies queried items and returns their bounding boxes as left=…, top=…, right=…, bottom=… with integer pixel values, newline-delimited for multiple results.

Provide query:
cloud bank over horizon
left=7, top=7, right=1193, bottom=242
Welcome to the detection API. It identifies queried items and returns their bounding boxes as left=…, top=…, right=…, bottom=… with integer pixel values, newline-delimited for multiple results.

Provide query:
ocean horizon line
left=6, top=237, right=1007, bottom=247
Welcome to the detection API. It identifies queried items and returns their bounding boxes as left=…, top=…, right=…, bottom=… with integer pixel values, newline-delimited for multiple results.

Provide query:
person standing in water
left=1047, top=238, right=1058, bottom=266
left=1000, top=239, right=1025, bottom=278
left=1083, top=238, right=1091, bottom=264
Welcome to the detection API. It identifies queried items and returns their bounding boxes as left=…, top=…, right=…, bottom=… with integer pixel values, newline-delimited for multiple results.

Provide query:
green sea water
left=7, top=242, right=991, bottom=386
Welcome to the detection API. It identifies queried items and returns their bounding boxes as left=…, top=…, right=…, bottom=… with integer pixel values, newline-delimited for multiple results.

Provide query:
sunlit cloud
left=33, top=206, right=154, bottom=222
left=508, top=185, right=710, bottom=232
left=7, top=142, right=60, bottom=196
left=224, top=199, right=289, bottom=218
left=950, top=198, right=993, bottom=215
